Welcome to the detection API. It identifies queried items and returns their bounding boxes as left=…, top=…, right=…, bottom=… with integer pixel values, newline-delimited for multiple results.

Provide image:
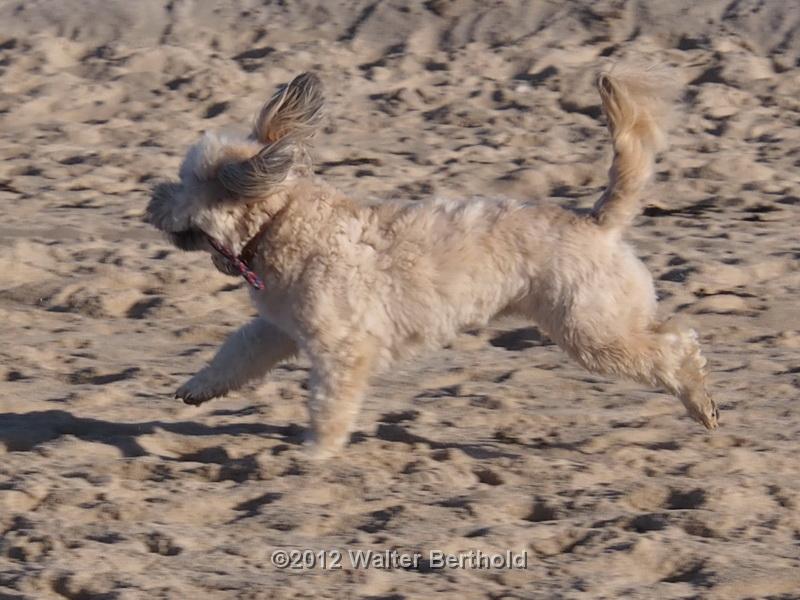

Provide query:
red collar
left=205, top=221, right=271, bottom=290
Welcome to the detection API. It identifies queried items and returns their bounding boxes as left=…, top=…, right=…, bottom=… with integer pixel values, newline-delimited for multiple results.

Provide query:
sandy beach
left=1, top=1, right=799, bottom=597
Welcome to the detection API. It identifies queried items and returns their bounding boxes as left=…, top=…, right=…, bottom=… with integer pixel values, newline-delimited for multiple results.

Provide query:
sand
left=1, top=0, right=799, bottom=598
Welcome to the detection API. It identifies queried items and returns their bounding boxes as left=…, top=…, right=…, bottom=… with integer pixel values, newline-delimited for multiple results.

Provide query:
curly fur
left=146, top=69, right=718, bottom=459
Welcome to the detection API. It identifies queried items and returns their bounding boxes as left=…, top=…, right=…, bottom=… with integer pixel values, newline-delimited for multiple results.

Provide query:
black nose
left=170, top=229, right=206, bottom=252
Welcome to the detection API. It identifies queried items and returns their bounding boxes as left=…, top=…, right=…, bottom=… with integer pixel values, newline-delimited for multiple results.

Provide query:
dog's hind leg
left=558, top=321, right=718, bottom=429
left=176, top=318, right=297, bottom=405
left=650, top=322, right=718, bottom=429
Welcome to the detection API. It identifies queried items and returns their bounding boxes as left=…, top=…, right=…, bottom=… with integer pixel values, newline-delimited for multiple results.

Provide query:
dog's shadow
left=1, top=410, right=521, bottom=463
left=0, top=410, right=301, bottom=458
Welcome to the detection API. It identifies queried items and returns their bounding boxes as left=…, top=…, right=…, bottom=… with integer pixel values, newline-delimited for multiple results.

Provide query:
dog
left=146, top=68, right=718, bottom=458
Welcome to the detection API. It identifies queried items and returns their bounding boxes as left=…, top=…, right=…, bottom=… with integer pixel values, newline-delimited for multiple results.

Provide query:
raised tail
left=592, top=67, right=673, bottom=231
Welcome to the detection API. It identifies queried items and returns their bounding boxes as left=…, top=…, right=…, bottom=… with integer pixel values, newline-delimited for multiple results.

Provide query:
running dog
left=146, top=68, right=718, bottom=458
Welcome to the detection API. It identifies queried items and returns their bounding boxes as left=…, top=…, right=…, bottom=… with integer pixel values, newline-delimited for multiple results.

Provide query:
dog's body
left=147, top=68, right=718, bottom=458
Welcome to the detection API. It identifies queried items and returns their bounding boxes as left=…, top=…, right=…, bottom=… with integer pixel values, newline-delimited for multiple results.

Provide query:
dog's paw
left=300, top=429, right=345, bottom=461
left=301, top=440, right=339, bottom=461
left=175, top=373, right=226, bottom=406
left=686, top=393, right=719, bottom=431
left=701, top=398, right=720, bottom=430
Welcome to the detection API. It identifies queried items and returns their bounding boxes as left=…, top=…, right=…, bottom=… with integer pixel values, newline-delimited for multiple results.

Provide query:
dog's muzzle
left=146, top=182, right=209, bottom=252
left=169, top=229, right=207, bottom=252
left=211, top=251, right=241, bottom=277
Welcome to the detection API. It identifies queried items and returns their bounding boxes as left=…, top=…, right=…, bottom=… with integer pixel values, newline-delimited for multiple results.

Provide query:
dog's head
left=146, top=72, right=324, bottom=265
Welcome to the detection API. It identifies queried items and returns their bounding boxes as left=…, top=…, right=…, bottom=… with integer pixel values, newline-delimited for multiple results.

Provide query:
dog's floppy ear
left=216, top=136, right=295, bottom=199
left=253, top=72, right=324, bottom=144
left=218, top=73, right=322, bottom=199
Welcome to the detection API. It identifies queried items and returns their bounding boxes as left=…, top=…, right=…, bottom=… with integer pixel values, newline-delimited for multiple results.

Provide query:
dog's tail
left=591, top=67, right=673, bottom=231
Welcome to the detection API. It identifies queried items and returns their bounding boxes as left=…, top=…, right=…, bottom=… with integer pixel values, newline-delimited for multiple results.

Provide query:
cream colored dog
left=146, top=69, right=718, bottom=458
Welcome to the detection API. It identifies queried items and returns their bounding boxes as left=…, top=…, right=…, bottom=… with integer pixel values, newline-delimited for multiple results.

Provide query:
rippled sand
left=1, top=1, right=799, bottom=598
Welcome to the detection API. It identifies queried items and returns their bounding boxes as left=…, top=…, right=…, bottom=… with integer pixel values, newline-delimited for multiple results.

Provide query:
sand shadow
left=0, top=410, right=299, bottom=457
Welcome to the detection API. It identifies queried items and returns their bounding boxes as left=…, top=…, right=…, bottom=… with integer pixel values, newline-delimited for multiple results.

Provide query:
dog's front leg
left=304, top=342, right=375, bottom=459
left=176, top=318, right=297, bottom=405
